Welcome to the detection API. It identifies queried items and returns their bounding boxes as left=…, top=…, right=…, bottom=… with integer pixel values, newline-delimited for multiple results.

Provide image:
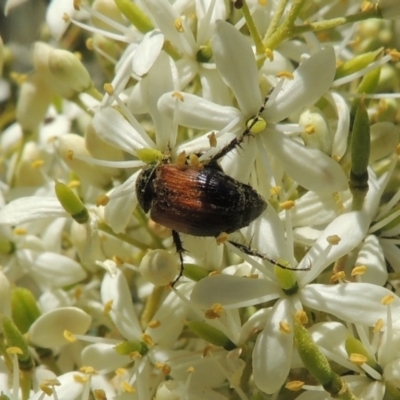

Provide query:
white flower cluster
left=1, top=0, right=400, bottom=399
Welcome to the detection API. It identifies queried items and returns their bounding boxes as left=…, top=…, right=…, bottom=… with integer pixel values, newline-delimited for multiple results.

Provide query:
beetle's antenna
left=171, top=230, right=186, bottom=286
left=209, top=93, right=271, bottom=164
left=228, top=240, right=310, bottom=271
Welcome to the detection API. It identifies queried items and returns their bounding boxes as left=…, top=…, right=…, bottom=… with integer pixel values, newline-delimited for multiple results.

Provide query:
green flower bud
left=11, top=287, right=41, bottom=334
left=55, top=180, right=89, bottom=224
left=114, top=0, right=153, bottom=33
left=187, top=321, right=236, bottom=350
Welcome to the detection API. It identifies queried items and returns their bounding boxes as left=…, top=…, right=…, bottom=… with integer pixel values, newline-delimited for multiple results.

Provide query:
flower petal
left=212, top=20, right=262, bottom=116
left=191, top=274, right=280, bottom=309
left=300, top=283, right=400, bottom=326
left=264, top=47, right=336, bottom=123
left=253, top=299, right=293, bottom=394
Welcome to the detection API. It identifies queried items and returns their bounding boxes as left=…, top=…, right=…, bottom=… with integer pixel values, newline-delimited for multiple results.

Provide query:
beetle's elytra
left=136, top=163, right=267, bottom=237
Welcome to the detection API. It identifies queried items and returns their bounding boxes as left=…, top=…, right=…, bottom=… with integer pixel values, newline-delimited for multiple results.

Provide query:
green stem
left=292, top=7, right=383, bottom=36
left=98, top=222, right=161, bottom=250
left=241, top=0, right=265, bottom=58
left=264, top=0, right=289, bottom=41
left=265, top=4, right=382, bottom=51
left=264, top=0, right=306, bottom=51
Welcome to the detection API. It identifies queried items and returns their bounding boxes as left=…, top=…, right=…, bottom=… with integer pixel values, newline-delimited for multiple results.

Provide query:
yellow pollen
left=39, top=384, right=54, bottom=395
left=305, top=124, right=315, bottom=134
left=13, top=227, right=27, bottom=235
left=172, top=91, right=184, bottom=101
left=64, top=330, right=77, bottom=343
left=74, top=286, right=82, bottom=300
left=205, top=305, right=223, bottom=319
left=129, top=351, right=142, bottom=360
left=203, top=345, right=213, bottom=357
left=112, top=255, right=124, bottom=265
left=351, top=265, right=367, bottom=276
left=93, top=389, right=107, bottom=400
left=141, top=333, right=154, bottom=347
left=176, top=151, right=187, bottom=168
left=349, top=353, right=367, bottom=365
left=148, top=320, right=161, bottom=328
left=6, top=347, right=23, bottom=355
left=270, top=186, right=281, bottom=196
left=285, top=380, right=305, bottom=391
left=187, top=366, right=195, bottom=373
left=174, top=18, right=184, bottom=32
left=360, top=1, right=374, bottom=12
left=80, top=366, right=96, bottom=375
left=104, top=299, right=113, bottom=314
left=190, top=153, right=203, bottom=170
left=104, top=83, right=114, bottom=95
left=330, top=271, right=346, bottom=283
left=115, top=368, right=127, bottom=376
left=374, top=318, right=384, bottom=333
left=295, top=310, right=308, bottom=325
left=73, top=0, right=81, bottom=11
left=208, top=131, right=217, bottom=147
left=31, top=159, right=44, bottom=168
left=62, top=13, right=71, bottom=23
left=121, top=381, right=136, bottom=393
left=66, top=149, right=74, bottom=161
left=96, top=194, right=109, bottom=207
left=86, top=38, right=93, bottom=51
left=258, top=0, right=267, bottom=5
left=74, top=374, right=89, bottom=383
left=280, top=200, right=295, bottom=210
left=216, top=232, right=228, bottom=245
left=265, top=48, right=274, bottom=61
left=326, top=234, right=341, bottom=245
left=279, top=321, right=291, bottom=334
left=276, top=70, right=294, bottom=79
left=387, top=48, right=400, bottom=61
left=382, top=294, right=394, bottom=305
left=68, top=180, right=81, bottom=189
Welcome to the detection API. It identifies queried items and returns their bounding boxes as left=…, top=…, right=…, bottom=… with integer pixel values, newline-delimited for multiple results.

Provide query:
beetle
left=136, top=96, right=306, bottom=284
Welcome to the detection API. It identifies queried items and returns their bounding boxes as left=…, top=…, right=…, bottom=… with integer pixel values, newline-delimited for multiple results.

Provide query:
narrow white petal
left=190, top=274, right=281, bottom=309
left=141, top=52, right=176, bottom=150
left=29, top=307, right=92, bottom=347
left=92, top=107, right=154, bottom=154
left=104, top=170, right=139, bottom=233
left=299, top=211, right=370, bottom=284
left=82, top=343, right=131, bottom=371
left=212, top=20, right=262, bottom=116
left=158, top=92, right=242, bottom=130
left=264, top=47, right=336, bottom=123
left=355, top=235, right=387, bottom=286
left=300, top=283, right=400, bottom=326
left=24, top=251, right=87, bottom=288
left=253, top=299, right=293, bottom=394
left=101, top=268, right=142, bottom=340
left=262, top=130, right=348, bottom=193
left=0, top=197, right=66, bottom=225
left=132, top=30, right=164, bottom=77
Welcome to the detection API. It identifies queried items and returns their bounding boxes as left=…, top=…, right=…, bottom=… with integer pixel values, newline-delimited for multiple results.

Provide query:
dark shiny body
left=136, top=163, right=266, bottom=237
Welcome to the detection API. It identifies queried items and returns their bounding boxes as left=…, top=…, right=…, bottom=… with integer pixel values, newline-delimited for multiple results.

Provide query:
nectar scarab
left=136, top=163, right=266, bottom=237
left=136, top=94, right=308, bottom=285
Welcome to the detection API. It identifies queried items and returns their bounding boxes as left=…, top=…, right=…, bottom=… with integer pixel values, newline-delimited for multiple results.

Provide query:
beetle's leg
left=228, top=240, right=310, bottom=271
left=171, top=230, right=186, bottom=286
left=209, top=93, right=271, bottom=164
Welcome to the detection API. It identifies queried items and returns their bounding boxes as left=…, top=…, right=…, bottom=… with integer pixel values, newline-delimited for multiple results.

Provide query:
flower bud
left=11, top=287, right=41, bottom=334
left=370, top=122, right=399, bottom=162
left=34, top=42, right=92, bottom=99
left=140, top=249, right=179, bottom=286
left=92, top=0, right=126, bottom=31
left=16, top=73, right=53, bottom=131
left=299, top=107, right=332, bottom=155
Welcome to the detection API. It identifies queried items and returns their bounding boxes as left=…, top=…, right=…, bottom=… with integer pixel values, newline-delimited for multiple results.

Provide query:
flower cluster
left=1, top=0, right=400, bottom=399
